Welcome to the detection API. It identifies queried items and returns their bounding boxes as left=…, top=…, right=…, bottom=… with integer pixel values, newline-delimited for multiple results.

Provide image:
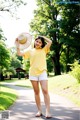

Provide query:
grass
left=0, top=78, right=19, bottom=83
left=48, top=74, right=80, bottom=106
left=0, top=85, right=17, bottom=111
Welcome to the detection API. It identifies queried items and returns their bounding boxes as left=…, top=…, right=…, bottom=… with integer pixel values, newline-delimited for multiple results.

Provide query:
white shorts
left=29, top=71, right=48, bottom=81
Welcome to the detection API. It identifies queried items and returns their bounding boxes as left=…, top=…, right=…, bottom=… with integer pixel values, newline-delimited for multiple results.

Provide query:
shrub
left=70, top=60, right=80, bottom=83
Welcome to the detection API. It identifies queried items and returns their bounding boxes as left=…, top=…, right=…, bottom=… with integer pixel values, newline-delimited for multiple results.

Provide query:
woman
left=15, top=36, right=52, bottom=119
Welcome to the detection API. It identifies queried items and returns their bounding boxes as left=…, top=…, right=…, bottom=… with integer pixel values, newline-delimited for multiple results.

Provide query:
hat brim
left=17, top=32, right=32, bottom=50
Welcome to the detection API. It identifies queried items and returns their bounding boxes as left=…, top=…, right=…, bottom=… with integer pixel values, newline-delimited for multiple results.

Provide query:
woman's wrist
left=16, top=47, right=20, bottom=51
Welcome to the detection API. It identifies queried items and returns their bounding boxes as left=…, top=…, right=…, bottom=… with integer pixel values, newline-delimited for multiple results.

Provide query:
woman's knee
left=42, top=89, right=48, bottom=95
left=34, top=90, right=40, bottom=95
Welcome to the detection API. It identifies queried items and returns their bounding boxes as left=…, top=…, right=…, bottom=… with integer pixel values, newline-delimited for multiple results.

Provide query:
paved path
left=3, top=83, right=80, bottom=120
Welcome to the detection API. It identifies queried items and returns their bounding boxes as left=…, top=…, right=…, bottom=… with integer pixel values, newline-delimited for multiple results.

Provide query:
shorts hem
left=29, top=71, right=48, bottom=81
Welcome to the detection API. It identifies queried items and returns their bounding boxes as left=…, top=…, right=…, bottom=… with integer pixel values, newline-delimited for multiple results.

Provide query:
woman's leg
left=30, top=80, right=42, bottom=116
left=40, top=80, right=51, bottom=117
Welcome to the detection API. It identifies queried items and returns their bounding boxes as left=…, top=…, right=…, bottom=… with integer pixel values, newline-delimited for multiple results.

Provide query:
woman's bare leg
left=40, top=80, right=51, bottom=117
left=30, top=80, right=42, bottom=115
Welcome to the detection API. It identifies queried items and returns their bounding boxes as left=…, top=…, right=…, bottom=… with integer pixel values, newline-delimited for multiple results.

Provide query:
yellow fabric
left=23, top=45, right=50, bottom=76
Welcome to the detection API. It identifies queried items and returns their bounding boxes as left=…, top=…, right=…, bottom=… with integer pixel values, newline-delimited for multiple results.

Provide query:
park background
left=0, top=0, right=80, bottom=111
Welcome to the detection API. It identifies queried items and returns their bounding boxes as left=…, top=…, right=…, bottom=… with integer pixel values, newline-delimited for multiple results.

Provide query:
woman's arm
left=42, top=36, right=52, bottom=48
left=15, top=38, right=24, bottom=57
left=16, top=47, right=24, bottom=56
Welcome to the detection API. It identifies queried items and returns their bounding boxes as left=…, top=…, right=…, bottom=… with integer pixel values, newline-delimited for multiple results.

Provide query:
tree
left=70, top=60, right=80, bottom=83
left=58, top=2, right=80, bottom=72
left=0, top=27, right=6, bottom=41
left=0, top=0, right=27, bottom=16
left=47, top=53, right=54, bottom=75
left=30, top=0, right=80, bottom=75
left=0, top=40, right=11, bottom=80
left=9, top=47, right=22, bottom=68
left=10, top=56, right=22, bottom=69
left=8, top=47, right=23, bottom=79
left=30, top=0, right=61, bottom=75
left=4, top=67, right=16, bottom=80
left=0, top=0, right=27, bottom=39
left=23, top=59, right=30, bottom=74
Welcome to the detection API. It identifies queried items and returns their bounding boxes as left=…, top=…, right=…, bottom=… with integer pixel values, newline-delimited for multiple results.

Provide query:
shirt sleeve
left=23, top=50, right=30, bottom=59
left=43, top=45, right=50, bottom=54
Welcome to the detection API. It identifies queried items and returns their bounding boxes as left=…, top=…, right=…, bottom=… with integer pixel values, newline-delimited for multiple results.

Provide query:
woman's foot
left=46, top=112, right=52, bottom=119
left=35, top=111, right=42, bottom=117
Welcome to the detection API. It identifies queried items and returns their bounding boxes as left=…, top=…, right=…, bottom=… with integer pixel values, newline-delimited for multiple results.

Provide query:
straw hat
left=16, top=32, right=32, bottom=50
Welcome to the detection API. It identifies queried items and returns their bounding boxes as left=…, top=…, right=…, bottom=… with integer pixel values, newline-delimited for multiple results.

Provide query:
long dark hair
left=34, top=36, right=45, bottom=48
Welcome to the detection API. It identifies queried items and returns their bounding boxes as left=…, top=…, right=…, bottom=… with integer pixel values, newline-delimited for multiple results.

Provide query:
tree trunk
left=52, top=52, right=61, bottom=75
left=66, top=46, right=70, bottom=72
left=0, top=73, right=4, bottom=81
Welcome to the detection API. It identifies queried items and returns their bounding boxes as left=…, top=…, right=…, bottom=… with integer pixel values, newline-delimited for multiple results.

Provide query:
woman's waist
left=29, top=68, right=47, bottom=76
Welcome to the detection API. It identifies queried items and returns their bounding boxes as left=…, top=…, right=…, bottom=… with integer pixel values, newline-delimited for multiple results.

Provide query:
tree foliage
left=70, top=60, right=80, bottom=83
left=0, top=27, right=6, bottom=41
left=0, top=41, right=11, bottom=70
left=10, top=56, right=22, bottom=69
left=0, top=0, right=28, bottom=79
left=30, top=0, right=80, bottom=75
left=0, top=0, right=27, bottom=14
left=23, top=59, right=30, bottom=74
left=0, top=40, right=11, bottom=80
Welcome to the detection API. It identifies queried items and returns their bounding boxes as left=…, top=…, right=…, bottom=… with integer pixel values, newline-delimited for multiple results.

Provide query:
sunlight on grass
left=0, top=78, right=19, bottom=83
left=48, top=74, right=78, bottom=90
left=0, top=85, right=17, bottom=111
left=48, top=74, right=80, bottom=106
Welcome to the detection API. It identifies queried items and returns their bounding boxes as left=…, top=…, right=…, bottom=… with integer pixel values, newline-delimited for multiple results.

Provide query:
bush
left=70, top=60, right=80, bottom=83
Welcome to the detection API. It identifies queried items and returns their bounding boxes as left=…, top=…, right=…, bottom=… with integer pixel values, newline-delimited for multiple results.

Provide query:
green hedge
left=70, top=60, right=80, bottom=83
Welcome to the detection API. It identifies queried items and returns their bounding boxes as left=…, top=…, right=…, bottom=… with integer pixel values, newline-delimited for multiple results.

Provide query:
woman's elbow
left=50, top=40, right=52, bottom=45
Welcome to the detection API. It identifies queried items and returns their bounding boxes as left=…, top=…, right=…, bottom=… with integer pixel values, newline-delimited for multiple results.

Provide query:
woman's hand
left=41, top=36, right=52, bottom=49
left=41, top=36, right=52, bottom=44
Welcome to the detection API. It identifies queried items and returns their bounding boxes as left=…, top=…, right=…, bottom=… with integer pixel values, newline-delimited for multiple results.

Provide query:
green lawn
left=48, top=74, right=80, bottom=106
left=0, top=85, right=17, bottom=111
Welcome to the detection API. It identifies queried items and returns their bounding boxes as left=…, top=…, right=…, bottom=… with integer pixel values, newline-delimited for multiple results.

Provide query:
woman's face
left=34, top=39, right=42, bottom=49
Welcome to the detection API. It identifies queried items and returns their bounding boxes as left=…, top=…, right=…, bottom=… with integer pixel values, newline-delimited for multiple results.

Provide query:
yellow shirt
left=23, top=45, right=50, bottom=76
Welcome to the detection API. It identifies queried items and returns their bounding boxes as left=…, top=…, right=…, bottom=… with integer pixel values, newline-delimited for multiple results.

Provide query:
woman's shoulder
left=42, top=45, right=50, bottom=53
